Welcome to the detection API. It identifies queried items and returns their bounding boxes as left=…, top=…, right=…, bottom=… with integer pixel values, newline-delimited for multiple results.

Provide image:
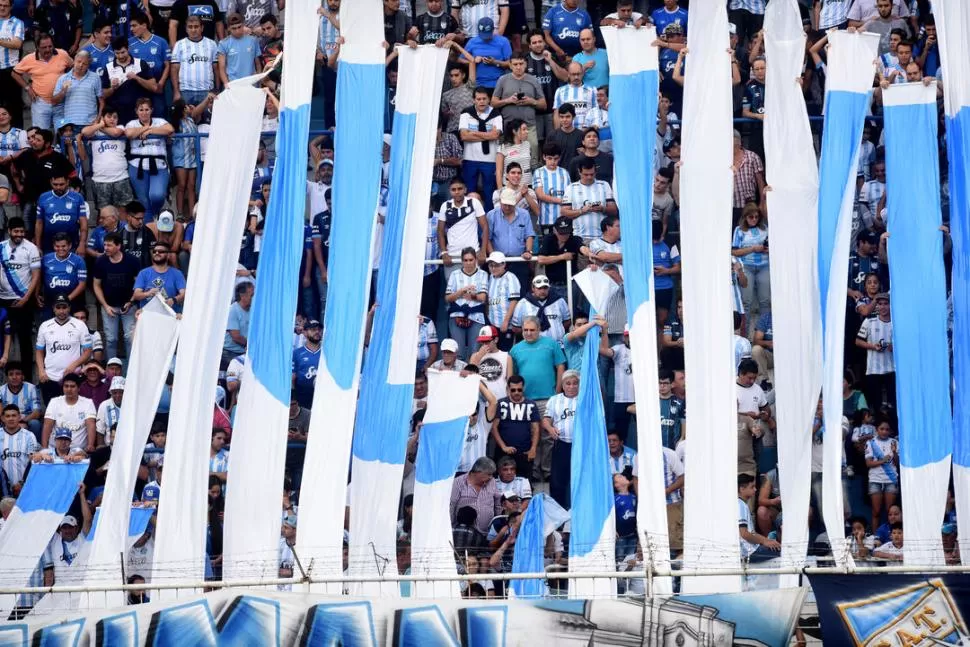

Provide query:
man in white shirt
left=0, top=217, right=41, bottom=381
left=171, top=15, right=218, bottom=105
left=42, top=372, right=96, bottom=452
left=599, top=323, right=635, bottom=440
left=436, top=177, right=489, bottom=280
left=0, top=403, right=39, bottom=492
left=35, top=294, right=93, bottom=403
left=458, top=88, right=503, bottom=211
left=738, top=473, right=780, bottom=562
left=95, top=376, right=124, bottom=446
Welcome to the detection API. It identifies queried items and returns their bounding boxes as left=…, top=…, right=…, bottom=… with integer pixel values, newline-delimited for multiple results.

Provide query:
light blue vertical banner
left=884, top=83, right=952, bottom=566
left=296, top=0, right=387, bottom=591
left=510, top=493, right=546, bottom=598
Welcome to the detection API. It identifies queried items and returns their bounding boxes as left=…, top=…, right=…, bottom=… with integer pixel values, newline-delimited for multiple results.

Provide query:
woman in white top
left=444, top=247, right=488, bottom=360
left=865, top=418, right=899, bottom=536
left=495, top=118, right=533, bottom=189
left=126, top=97, right=174, bottom=223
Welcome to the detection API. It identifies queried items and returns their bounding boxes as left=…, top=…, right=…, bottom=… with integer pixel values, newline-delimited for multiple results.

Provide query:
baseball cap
left=477, top=325, right=499, bottom=343
left=499, top=188, right=518, bottom=206
left=554, top=216, right=573, bottom=234
left=141, top=483, right=160, bottom=502
left=107, top=357, right=123, bottom=367
left=110, top=376, right=126, bottom=391
left=156, top=210, right=175, bottom=233
left=54, top=427, right=72, bottom=440
left=875, top=292, right=890, bottom=302
left=61, top=515, right=79, bottom=528
left=53, top=294, right=70, bottom=307
left=305, top=319, right=322, bottom=329
left=317, top=158, right=334, bottom=168
left=227, top=12, right=243, bottom=26
left=478, top=17, right=494, bottom=35
left=663, top=23, right=683, bottom=36
left=383, top=133, right=392, bottom=147
left=502, top=491, right=521, bottom=501
left=283, top=514, right=298, bottom=528
left=441, top=338, right=459, bottom=353
left=532, top=275, right=550, bottom=288
left=486, top=250, right=507, bottom=265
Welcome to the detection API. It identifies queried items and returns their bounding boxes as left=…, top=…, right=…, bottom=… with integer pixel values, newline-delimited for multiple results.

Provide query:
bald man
left=572, top=28, right=609, bottom=88
left=552, top=61, right=596, bottom=129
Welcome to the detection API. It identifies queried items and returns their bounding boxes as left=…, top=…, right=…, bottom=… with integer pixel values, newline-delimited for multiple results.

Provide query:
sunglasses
left=509, top=388, right=524, bottom=393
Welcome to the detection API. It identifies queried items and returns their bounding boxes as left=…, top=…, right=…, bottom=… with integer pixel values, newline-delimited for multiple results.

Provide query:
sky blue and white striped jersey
left=533, top=165, right=571, bottom=226
left=425, top=213, right=440, bottom=277
left=96, top=398, right=122, bottom=442
left=0, top=127, right=28, bottom=159
left=209, top=448, right=230, bottom=473
left=857, top=317, right=895, bottom=376
left=1, top=428, right=40, bottom=485
left=565, top=179, right=613, bottom=239
left=318, top=9, right=339, bottom=58
left=817, top=0, right=851, bottom=30
left=416, top=318, right=438, bottom=364
left=662, top=447, right=684, bottom=504
left=20, top=549, right=53, bottom=608
left=728, top=0, right=766, bottom=13
left=609, top=445, right=637, bottom=476
left=733, top=334, right=752, bottom=370
left=487, top=270, right=520, bottom=327
left=511, top=295, right=570, bottom=341
left=731, top=226, right=768, bottom=269
left=544, top=392, right=576, bottom=443
left=446, top=268, right=489, bottom=324
left=860, top=179, right=886, bottom=219
left=172, top=36, right=218, bottom=91
left=54, top=71, right=103, bottom=126
left=0, top=16, right=24, bottom=69
left=0, top=382, right=41, bottom=419
left=449, top=0, right=508, bottom=37
left=0, top=239, right=41, bottom=301
left=553, top=83, right=596, bottom=126
left=731, top=258, right=745, bottom=314
left=581, top=105, right=611, bottom=153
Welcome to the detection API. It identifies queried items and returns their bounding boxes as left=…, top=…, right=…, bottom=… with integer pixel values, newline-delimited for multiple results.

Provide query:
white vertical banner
left=151, top=79, right=270, bottom=598
left=296, top=0, right=385, bottom=593
left=81, top=297, right=179, bottom=609
left=348, top=44, right=449, bottom=596
left=763, top=0, right=820, bottom=588
left=815, top=31, right=879, bottom=567
left=678, top=0, right=739, bottom=594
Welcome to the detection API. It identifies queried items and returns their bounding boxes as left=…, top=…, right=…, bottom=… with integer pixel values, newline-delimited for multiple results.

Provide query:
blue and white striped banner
left=297, top=0, right=386, bottom=592
left=222, top=0, right=320, bottom=583
left=884, top=82, right=952, bottom=566
left=348, top=44, right=449, bottom=596
left=569, top=269, right=618, bottom=598
left=151, top=77, right=271, bottom=597
left=935, top=0, right=970, bottom=564
left=510, top=493, right=546, bottom=599
left=601, top=24, right=671, bottom=592
left=0, top=461, right=88, bottom=612
left=412, top=369, right=481, bottom=599
left=816, top=30, right=879, bottom=566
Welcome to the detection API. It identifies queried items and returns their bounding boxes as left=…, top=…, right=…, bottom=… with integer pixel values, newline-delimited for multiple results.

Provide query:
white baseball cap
left=486, top=250, right=507, bottom=265
left=441, top=338, right=459, bottom=353
left=110, top=376, right=126, bottom=391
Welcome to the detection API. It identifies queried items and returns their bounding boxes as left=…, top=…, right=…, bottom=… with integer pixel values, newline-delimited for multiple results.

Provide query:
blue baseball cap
left=54, top=427, right=72, bottom=440
left=478, top=17, right=494, bottom=36
left=141, top=484, right=160, bottom=502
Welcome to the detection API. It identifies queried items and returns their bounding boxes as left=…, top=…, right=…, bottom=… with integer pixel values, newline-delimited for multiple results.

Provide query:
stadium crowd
left=0, top=0, right=959, bottom=609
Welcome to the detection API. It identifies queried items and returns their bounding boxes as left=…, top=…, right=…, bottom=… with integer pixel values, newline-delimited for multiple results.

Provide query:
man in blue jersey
left=131, top=242, right=186, bottom=311
left=291, top=319, right=321, bottom=409
left=128, top=13, right=170, bottom=118
left=41, top=232, right=86, bottom=314
left=217, top=13, right=260, bottom=85
left=658, top=368, right=685, bottom=450
left=542, top=0, right=591, bottom=59
left=651, top=0, right=688, bottom=37
left=34, top=173, right=89, bottom=255
left=83, top=20, right=115, bottom=74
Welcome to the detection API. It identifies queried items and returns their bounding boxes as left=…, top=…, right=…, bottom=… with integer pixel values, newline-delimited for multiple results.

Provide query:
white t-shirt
left=458, top=405, right=490, bottom=474
left=738, top=498, right=758, bottom=558
left=737, top=382, right=767, bottom=416
left=458, top=109, right=502, bottom=163
left=439, top=197, right=485, bottom=257
left=875, top=540, right=904, bottom=558
left=477, top=350, right=509, bottom=401
left=45, top=396, right=96, bottom=449
left=495, top=475, right=532, bottom=499
left=126, top=118, right=170, bottom=170
left=127, top=536, right=155, bottom=581
left=88, top=134, right=129, bottom=183
left=35, top=317, right=92, bottom=382
left=865, top=436, right=898, bottom=484
left=307, top=180, right=330, bottom=217
left=610, top=343, right=635, bottom=403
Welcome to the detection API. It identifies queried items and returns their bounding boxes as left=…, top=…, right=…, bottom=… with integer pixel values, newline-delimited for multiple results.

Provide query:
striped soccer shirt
left=533, top=165, right=571, bottom=226
left=416, top=318, right=438, bottom=364
left=0, top=239, right=41, bottom=301
left=609, top=446, right=637, bottom=476
left=450, top=0, right=508, bottom=37
left=1, top=427, right=39, bottom=486
left=511, top=295, right=570, bottom=342
left=172, top=36, right=218, bottom=92
left=565, top=179, right=613, bottom=239
left=0, top=16, right=24, bottom=69
left=0, top=127, right=28, bottom=159
left=0, top=382, right=41, bottom=419
left=728, top=0, right=765, bottom=13
left=818, top=0, right=851, bottom=29
left=209, top=448, right=230, bottom=474
left=96, top=398, right=122, bottom=443
left=663, top=447, right=684, bottom=504
left=581, top=105, right=611, bottom=153
left=487, top=271, right=521, bottom=328
left=858, top=317, right=895, bottom=376
left=318, top=9, right=340, bottom=59
left=553, top=83, right=596, bottom=126
left=731, top=259, right=745, bottom=314
left=544, top=392, right=576, bottom=443
left=446, top=268, right=489, bottom=324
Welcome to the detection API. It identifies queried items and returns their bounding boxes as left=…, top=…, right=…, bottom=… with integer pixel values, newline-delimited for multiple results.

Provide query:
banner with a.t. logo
left=810, top=574, right=970, bottom=646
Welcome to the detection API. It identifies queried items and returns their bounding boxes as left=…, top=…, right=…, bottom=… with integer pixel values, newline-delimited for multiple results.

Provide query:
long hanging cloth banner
left=816, top=30, right=879, bottom=567
left=411, top=369, right=481, bottom=599
left=297, top=0, right=386, bottom=592
left=80, top=296, right=179, bottom=610
left=935, top=0, right=970, bottom=565
left=348, top=44, right=449, bottom=596
left=884, top=83, right=952, bottom=566
left=763, top=0, right=820, bottom=587
left=151, top=77, right=269, bottom=598
left=677, top=0, right=739, bottom=594
left=568, top=269, right=618, bottom=599
left=600, top=24, right=671, bottom=594
left=0, top=462, right=88, bottom=613
left=222, top=0, right=320, bottom=583
left=510, top=492, right=546, bottom=599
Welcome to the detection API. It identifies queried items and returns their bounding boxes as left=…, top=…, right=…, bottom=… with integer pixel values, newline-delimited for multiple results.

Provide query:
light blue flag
left=510, top=493, right=546, bottom=598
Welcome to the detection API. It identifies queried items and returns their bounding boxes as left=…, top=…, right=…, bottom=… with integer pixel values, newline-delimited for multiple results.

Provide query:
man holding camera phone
left=492, top=53, right=547, bottom=166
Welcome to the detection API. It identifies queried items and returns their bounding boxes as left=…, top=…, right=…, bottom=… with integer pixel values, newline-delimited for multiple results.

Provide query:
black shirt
left=495, top=396, right=539, bottom=451
left=93, top=252, right=142, bottom=306
left=120, top=226, right=156, bottom=268
left=568, top=151, right=614, bottom=184
left=15, top=149, right=74, bottom=202
left=414, top=12, right=459, bottom=45
left=525, top=54, right=558, bottom=115
left=34, top=0, right=83, bottom=51
left=384, top=10, right=413, bottom=47
left=169, top=0, right=223, bottom=41
left=545, top=128, right=583, bottom=172
left=539, top=233, right=582, bottom=285
left=100, top=58, right=154, bottom=123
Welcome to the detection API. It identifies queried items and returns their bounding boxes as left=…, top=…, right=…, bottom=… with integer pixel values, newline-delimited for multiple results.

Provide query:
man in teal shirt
left=572, top=28, right=608, bottom=89
left=510, top=314, right=565, bottom=482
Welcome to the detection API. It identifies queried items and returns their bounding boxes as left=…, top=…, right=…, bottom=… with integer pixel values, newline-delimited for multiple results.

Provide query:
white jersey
left=544, top=392, right=576, bottom=442
left=172, top=37, right=218, bottom=91
left=733, top=334, right=752, bottom=369
left=857, top=317, right=895, bottom=375
left=477, top=350, right=509, bottom=401
left=126, top=118, right=170, bottom=171
left=0, top=238, right=41, bottom=301
left=565, top=180, right=613, bottom=238
left=487, top=271, right=520, bottom=329
left=661, top=447, right=685, bottom=504
left=817, top=0, right=851, bottom=29
left=495, top=476, right=532, bottom=499
left=1, top=427, right=40, bottom=485
left=737, top=382, right=767, bottom=416
left=307, top=180, right=330, bottom=217
left=511, top=296, right=571, bottom=342
left=35, top=317, right=92, bottom=382
left=458, top=407, right=490, bottom=473
left=127, top=536, right=155, bottom=581
left=96, top=398, right=123, bottom=444
left=581, top=105, right=611, bottom=153
left=44, top=395, right=96, bottom=449
left=0, top=16, right=24, bottom=69
left=609, top=343, right=635, bottom=403
left=439, top=197, right=485, bottom=257
left=446, top=268, right=489, bottom=325
left=450, top=0, right=508, bottom=37
left=738, top=498, right=758, bottom=558
left=0, top=126, right=28, bottom=158
left=533, top=165, right=571, bottom=226
left=865, top=436, right=899, bottom=484
left=46, top=532, right=86, bottom=584
left=859, top=179, right=886, bottom=218
left=553, top=84, right=596, bottom=126
left=458, top=109, right=503, bottom=163
left=88, top=133, right=129, bottom=184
